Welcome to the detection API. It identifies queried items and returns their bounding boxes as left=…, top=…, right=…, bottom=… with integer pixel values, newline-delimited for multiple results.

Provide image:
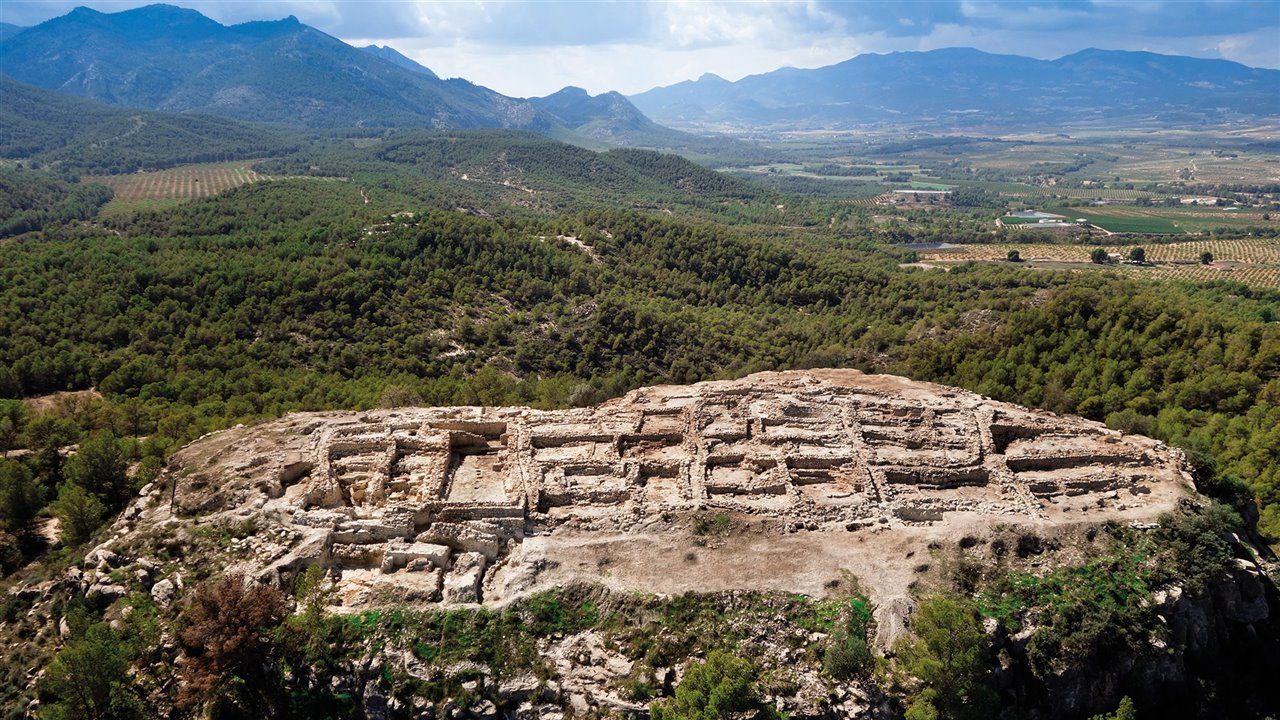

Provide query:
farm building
left=874, top=189, right=952, bottom=207
left=997, top=209, right=1083, bottom=231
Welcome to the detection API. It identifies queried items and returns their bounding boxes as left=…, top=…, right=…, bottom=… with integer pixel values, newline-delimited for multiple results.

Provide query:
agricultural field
left=1053, top=208, right=1181, bottom=234
left=738, top=161, right=924, bottom=182
left=1016, top=186, right=1157, bottom=200
left=795, top=130, right=1280, bottom=187
left=83, top=161, right=277, bottom=201
left=81, top=161, right=348, bottom=217
left=1107, top=144, right=1280, bottom=185
left=915, top=238, right=1280, bottom=289
left=1049, top=205, right=1276, bottom=234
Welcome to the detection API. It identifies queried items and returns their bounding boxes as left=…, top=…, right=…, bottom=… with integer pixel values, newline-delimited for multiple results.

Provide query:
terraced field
left=1145, top=264, right=1280, bottom=288
left=917, top=239, right=1280, bottom=290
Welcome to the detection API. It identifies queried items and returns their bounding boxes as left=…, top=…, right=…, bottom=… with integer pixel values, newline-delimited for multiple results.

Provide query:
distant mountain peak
left=529, top=85, right=687, bottom=145
left=548, top=86, right=592, bottom=98
left=115, top=3, right=213, bottom=21
left=360, top=43, right=439, bottom=80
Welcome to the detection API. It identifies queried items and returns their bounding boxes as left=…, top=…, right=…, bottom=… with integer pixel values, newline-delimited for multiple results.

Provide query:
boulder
left=151, top=578, right=177, bottom=608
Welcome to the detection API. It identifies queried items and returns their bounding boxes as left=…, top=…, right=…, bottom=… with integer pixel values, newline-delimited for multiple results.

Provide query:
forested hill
left=0, top=167, right=112, bottom=237
left=630, top=47, right=1280, bottom=131
left=528, top=86, right=709, bottom=149
left=256, top=130, right=772, bottom=218
left=0, top=76, right=295, bottom=174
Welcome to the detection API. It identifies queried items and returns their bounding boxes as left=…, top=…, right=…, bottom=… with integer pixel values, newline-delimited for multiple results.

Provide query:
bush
left=692, top=513, right=731, bottom=536
left=50, top=481, right=105, bottom=545
left=64, top=431, right=130, bottom=510
left=1152, top=502, right=1241, bottom=594
left=896, top=595, right=995, bottom=720
left=649, top=651, right=780, bottom=720
left=178, top=574, right=289, bottom=716
left=0, top=458, right=44, bottom=532
left=0, top=530, right=22, bottom=574
left=1091, top=696, right=1137, bottom=720
left=38, top=623, right=145, bottom=720
left=823, top=598, right=873, bottom=680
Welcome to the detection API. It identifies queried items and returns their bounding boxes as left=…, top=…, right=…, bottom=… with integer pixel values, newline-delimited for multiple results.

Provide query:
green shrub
left=1090, top=696, right=1137, bottom=720
left=38, top=623, right=145, bottom=720
left=0, top=458, right=44, bottom=533
left=823, top=598, right=873, bottom=680
left=650, top=651, right=780, bottom=720
left=896, top=595, right=996, bottom=720
left=50, top=482, right=105, bottom=545
left=64, top=432, right=130, bottom=510
left=692, top=513, right=731, bottom=536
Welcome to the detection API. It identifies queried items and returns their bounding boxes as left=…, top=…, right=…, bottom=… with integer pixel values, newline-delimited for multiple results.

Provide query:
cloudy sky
left=4, top=1, right=1278, bottom=96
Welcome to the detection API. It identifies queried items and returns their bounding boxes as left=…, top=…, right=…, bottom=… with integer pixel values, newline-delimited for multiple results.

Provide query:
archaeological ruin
left=136, top=369, right=1193, bottom=615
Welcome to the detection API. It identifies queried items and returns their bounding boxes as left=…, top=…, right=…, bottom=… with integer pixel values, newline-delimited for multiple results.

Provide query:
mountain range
left=3, top=4, right=1277, bottom=140
left=630, top=47, right=1280, bottom=131
left=0, top=5, right=548, bottom=129
left=0, top=4, right=679, bottom=146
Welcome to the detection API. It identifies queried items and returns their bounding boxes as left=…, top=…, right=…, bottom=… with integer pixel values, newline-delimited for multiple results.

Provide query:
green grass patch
left=1053, top=208, right=1181, bottom=234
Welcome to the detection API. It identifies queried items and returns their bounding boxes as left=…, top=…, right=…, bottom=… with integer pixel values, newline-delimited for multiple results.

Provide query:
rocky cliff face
left=988, top=545, right=1279, bottom=719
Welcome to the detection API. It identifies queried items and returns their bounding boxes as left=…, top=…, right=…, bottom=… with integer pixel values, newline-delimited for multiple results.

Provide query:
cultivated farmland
left=82, top=161, right=276, bottom=202
left=916, top=239, right=1280, bottom=290
left=1055, top=208, right=1181, bottom=234
left=1049, top=205, right=1275, bottom=234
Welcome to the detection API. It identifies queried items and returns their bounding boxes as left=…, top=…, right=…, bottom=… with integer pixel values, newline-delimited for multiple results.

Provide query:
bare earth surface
left=114, top=369, right=1194, bottom=642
